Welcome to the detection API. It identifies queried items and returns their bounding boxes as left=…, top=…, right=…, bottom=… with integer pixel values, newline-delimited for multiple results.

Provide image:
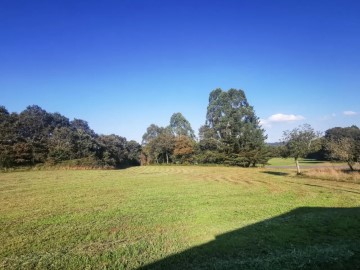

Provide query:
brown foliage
left=174, top=136, right=194, bottom=156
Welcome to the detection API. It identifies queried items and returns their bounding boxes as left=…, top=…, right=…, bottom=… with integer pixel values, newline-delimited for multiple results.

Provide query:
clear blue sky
left=1, top=0, right=359, bottom=142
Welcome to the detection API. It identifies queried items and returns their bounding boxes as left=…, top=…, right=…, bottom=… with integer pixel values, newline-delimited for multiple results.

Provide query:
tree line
left=274, top=124, right=360, bottom=174
left=142, top=88, right=360, bottom=171
left=141, top=88, right=270, bottom=167
left=1, top=88, right=359, bottom=171
left=0, top=105, right=141, bottom=169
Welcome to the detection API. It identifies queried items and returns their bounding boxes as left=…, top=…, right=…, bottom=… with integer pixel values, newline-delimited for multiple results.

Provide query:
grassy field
left=267, top=158, right=337, bottom=167
left=1, top=166, right=360, bottom=269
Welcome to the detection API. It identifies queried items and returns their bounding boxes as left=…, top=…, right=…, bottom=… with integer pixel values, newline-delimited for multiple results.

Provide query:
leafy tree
left=16, top=105, right=54, bottom=163
left=97, top=134, right=128, bottom=167
left=71, top=119, right=99, bottom=159
left=206, top=89, right=252, bottom=142
left=71, top=118, right=96, bottom=137
left=0, top=105, right=140, bottom=169
left=141, top=115, right=195, bottom=164
left=198, top=124, right=222, bottom=152
left=202, top=88, right=268, bottom=167
left=151, top=130, right=175, bottom=164
left=0, top=106, right=15, bottom=168
left=142, top=124, right=165, bottom=164
left=12, top=142, right=33, bottom=165
left=126, top=140, right=142, bottom=166
left=170, top=113, right=195, bottom=139
left=324, top=126, right=360, bottom=170
left=326, top=137, right=357, bottom=170
left=142, top=124, right=164, bottom=145
left=174, top=135, right=195, bottom=163
left=281, top=124, right=319, bottom=174
left=49, top=112, right=71, bottom=129
left=48, top=127, right=76, bottom=163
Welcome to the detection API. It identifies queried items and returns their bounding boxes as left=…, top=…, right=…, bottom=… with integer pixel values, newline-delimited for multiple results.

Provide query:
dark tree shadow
left=300, top=159, right=325, bottom=164
left=340, top=168, right=360, bottom=173
left=299, top=183, right=360, bottom=195
left=138, top=207, right=360, bottom=270
left=261, top=171, right=290, bottom=176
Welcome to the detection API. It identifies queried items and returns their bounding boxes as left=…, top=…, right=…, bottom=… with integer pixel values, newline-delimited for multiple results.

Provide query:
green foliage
left=0, top=105, right=140, bottom=169
left=195, top=150, right=226, bottom=164
left=141, top=88, right=269, bottom=167
left=281, top=124, right=320, bottom=174
left=324, top=126, right=360, bottom=170
left=170, top=112, right=195, bottom=139
left=97, top=134, right=128, bottom=167
left=199, top=88, right=268, bottom=167
left=144, top=129, right=175, bottom=164
left=197, top=124, right=222, bottom=152
left=142, top=124, right=165, bottom=145
left=126, top=140, right=142, bottom=166
left=142, top=114, right=195, bottom=165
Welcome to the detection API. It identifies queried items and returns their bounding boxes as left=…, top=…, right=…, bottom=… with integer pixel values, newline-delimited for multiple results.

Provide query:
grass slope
left=1, top=167, right=360, bottom=269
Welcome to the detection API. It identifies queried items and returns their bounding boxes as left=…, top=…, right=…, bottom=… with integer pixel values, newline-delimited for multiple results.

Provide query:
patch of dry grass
left=303, top=167, right=360, bottom=183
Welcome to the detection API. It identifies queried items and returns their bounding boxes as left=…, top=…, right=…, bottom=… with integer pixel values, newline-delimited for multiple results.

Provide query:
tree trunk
left=347, top=161, right=354, bottom=171
left=166, top=152, right=169, bottom=164
left=295, top=157, right=301, bottom=175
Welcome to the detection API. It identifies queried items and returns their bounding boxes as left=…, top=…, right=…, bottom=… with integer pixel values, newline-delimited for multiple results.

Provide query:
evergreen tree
left=202, top=88, right=268, bottom=167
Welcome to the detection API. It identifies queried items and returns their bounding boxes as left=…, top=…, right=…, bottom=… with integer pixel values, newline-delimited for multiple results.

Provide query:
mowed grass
left=267, top=158, right=339, bottom=167
left=1, top=166, right=360, bottom=269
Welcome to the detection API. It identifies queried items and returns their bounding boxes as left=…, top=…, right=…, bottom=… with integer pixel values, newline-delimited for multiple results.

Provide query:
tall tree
left=281, top=124, right=319, bottom=174
left=142, top=124, right=164, bottom=145
left=126, top=140, right=142, bottom=166
left=154, top=130, right=175, bottom=164
left=203, top=88, right=268, bottom=167
left=141, top=124, right=176, bottom=165
left=170, top=113, right=195, bottom=139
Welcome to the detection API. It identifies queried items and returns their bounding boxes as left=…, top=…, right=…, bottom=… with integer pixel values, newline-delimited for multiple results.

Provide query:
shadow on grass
left=139, top=207, right=360, bottom=270
left=340, top=168, right=360, bottom=174
left=300, top=159, right=325, bottom=164
left=261, top=171, right=290, bottom=176
left=300, top=183, right=360, bottom=195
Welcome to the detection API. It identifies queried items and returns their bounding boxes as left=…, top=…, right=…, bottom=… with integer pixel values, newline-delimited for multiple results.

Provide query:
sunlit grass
left=267, top=158, right=339, bottom=167
left=1, top=166, right=360, bottom=269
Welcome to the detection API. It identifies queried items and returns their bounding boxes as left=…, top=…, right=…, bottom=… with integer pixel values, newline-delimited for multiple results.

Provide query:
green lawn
left=267, top=158, right=338, bottom=167
left=1, top=167, right=360, bottom=269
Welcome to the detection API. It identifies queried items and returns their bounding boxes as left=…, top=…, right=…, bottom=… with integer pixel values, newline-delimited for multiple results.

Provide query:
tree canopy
left=170, top=112, right=195, bottom=139
left=201, top=88, right=269, bottom=167
left=141, top=113, right=195, bottom=165
left=0, top=105, right=141, bottom=169
left=4, top=88, right=357, bottom=170
left=281, top=124, right=320, bottom=174
left=324, top=126, right=360, bottom=170
left=140, top=88, right=269, bottom=167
